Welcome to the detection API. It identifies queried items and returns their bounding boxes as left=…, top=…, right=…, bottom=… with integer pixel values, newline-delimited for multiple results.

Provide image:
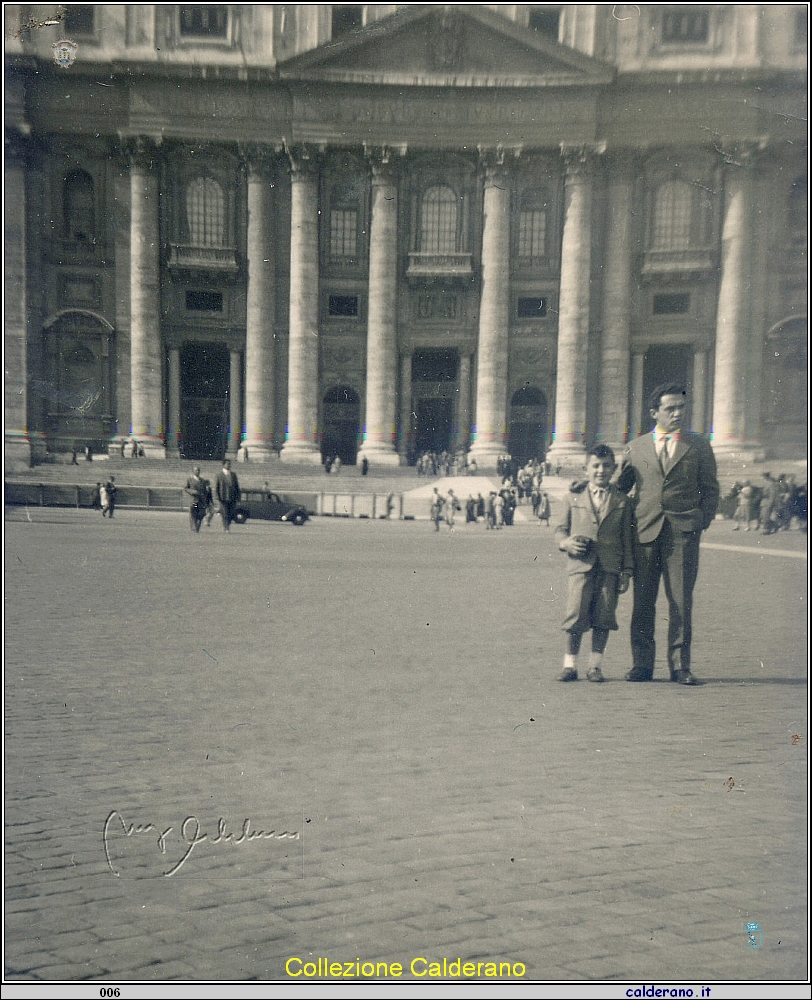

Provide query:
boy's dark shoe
left=672, top=669, right=699, bottom=686
left=557, top=667, right=578, bottom=682
left=586, top=666, right=605, bottom=683
left=625, top=667, right=654, bottom=682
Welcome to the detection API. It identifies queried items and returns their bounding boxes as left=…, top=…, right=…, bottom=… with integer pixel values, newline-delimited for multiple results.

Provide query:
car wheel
left=292, top=512, right=306, bottom=526
left=233, top=510, right=248, bottom=524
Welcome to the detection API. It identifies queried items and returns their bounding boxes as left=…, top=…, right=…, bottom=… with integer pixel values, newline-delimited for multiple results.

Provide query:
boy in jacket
left=555, top=444, right=634, bottom=682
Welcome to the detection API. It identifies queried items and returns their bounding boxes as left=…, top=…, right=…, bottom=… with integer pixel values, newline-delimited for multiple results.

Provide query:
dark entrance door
left=322, top=386, right=360, bottom=465
left=641, top=345, right=693, bottom=432
left=415, top=398, right=453, bottom=455
left=509, top=386, right=549, bottom=464
left=180, top=342, right=229, bottom=460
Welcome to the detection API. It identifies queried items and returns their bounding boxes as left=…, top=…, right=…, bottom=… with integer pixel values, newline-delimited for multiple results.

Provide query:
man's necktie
left=658, top=434, right=670, bottom=472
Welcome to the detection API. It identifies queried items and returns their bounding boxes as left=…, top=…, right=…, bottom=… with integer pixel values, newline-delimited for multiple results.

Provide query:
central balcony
left=167, top=244, right=239, bottom=275
left=406, top=252, right=474, bottom=284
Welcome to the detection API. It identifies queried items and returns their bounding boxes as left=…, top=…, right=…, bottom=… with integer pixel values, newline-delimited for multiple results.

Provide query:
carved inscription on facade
left=416, top=292, right=458, bottom=320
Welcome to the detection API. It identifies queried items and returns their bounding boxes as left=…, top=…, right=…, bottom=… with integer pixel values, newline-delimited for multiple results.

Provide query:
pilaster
left=469, top=147, right=511, bottom=470
left=281, top=144, right=322, bottom=464
left=126, top=136, right=165, bottom=457
left=358, top=147, right=401, bottom=466
left=548, top=142, right=604, bottom=466
left=241, top=143, right=279, bottom=461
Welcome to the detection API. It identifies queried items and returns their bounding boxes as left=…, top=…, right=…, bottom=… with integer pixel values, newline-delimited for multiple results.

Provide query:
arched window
left=421, top=185, right=457, bottom=254
left=64, top=170, right=96, bottom=243
left=329, top=182, right=359, bottom=260
left=517, top=189, right=548, bottom=261
left=185, top=175, right=226, bottom=247
left=789, top=175, right=807, bottom=259
left=651, top=180, right=693, bottom=249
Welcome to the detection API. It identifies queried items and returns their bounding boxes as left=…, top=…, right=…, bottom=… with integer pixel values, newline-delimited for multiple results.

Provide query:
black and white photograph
left=4, top=3, right=808, bottom=994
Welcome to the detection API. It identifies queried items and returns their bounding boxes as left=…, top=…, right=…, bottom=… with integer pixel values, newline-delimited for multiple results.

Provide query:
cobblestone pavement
left=4, top=509, right=807, bottom=983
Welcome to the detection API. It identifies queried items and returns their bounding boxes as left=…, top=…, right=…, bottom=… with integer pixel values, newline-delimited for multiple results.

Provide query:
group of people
left=555, top=382, right=719, bottom=687
left=118, top=438, right=145, bottom=459
left=429, top=485, right=552, bottom=530
left=416, top=450, right=476, bottom=477
left=729, top=472, right=807, bottom=533
left=185, top=459, right=240, bottom=532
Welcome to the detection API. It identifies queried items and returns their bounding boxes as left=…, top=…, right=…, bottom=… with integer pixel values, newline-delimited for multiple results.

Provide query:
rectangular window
left=653, top=293, right=690, bottom=315
left=330, top=209, right=358, bottom=259
left=328, top=295, right=359, bottom=317
left=795, top=7, right=808, bottom=47
left=517, top=297, right=547, bottom=318
left=528, top=8, right=560, bottom=40
left=518, top=210, right=546, bottom=260
left=332, top=6, right=364, bottom=39
left=186, top=290, right=223, bottom=312
left=661, top=9, right=709, bottom=44
left=179, top=6, right=228, bottom=38
left=63, top=5, right=95, bottom=35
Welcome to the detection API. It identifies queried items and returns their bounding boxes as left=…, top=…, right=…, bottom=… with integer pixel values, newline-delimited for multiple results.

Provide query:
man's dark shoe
left=672, top=669, right=699, bottom=686
left=625, top=667, right=654, bottom=682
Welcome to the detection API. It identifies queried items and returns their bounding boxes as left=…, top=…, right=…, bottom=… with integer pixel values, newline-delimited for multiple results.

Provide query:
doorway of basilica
left=180, top=342, right=229, bottom=460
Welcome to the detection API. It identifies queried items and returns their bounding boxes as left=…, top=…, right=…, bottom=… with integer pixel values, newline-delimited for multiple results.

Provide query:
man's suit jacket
left=215, top=469, right=240, bottom=505
left=615, top=431, right=719, bottom=544
left=554, top=484, right=635, bottom=576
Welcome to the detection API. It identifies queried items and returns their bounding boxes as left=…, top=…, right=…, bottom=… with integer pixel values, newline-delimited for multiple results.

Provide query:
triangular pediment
left=278, top=5, right=614, bottom=88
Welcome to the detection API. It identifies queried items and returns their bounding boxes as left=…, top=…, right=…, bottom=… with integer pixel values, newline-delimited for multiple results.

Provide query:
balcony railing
left=167, top=244, right=238, bottom=273
left=406, top=252, right=473, bottom=282
left=640, top=248, right=715, bottom=278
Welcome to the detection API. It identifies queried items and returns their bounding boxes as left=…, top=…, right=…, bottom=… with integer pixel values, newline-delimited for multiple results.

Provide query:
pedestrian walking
left=430, top=488, right=444, bottom=531
left=104, top=477, right=117, bottom=518
left=100, top=482, right=110, bottom=517
left=185, top=466, right=207, bottom=532
left=215, top=459, right=240, bottom=532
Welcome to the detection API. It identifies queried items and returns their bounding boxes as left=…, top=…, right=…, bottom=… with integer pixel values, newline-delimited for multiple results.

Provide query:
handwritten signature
left=103, top=810, right=300, bottom=878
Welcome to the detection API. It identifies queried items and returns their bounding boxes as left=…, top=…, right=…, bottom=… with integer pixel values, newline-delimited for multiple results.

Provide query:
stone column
left=597, top=151, right=634, bottom=448
left=457, top=351, right=472, bottom=451
left=398, top=352, right=412, bottom=463
left=691, top=350, right=708, bottom=434
left=281, top=146, right=322, bottom=464
left=712, top=143, right=763, bottom=457
left=630, top=350, right=646, bottom=439
left=241, top=144, right=277, bottom=461
left=359, top=149, right=400, bottom=466
left=166, top=347, right=181, bottom=458
left=548, top=143, right=603, bottom=465
left=4, top=131, right=33, bottom=470
left=228, top=350, right=242, bottom=456
left=128, top=137, right=165, bottom=457
left=469, top=150, right=511, bottom=470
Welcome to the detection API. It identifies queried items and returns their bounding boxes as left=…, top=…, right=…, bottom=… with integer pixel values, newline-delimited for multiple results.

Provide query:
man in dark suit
left=616, top=382, right=719, bottom=685
left=215, top=459, right=240, bottom=532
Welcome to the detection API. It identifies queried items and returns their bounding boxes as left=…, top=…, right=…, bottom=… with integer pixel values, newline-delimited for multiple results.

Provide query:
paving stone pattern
left=4, top=509, right=807, bottom=982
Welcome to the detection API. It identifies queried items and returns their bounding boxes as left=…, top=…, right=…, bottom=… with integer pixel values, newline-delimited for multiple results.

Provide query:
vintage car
left=232, top=489, right=310, bottom=526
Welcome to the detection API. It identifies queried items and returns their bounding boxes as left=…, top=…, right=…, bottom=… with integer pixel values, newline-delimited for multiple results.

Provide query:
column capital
left=560, top=141, right=606, bottom=178
left=4, top=125, right=32, bottom=169
left=364, top=144, right=405, bottom=183
left=284, top=142, right=320, bottom=179
left=478, top=145, right=516, bottom=187
left=239, top=141, right=282, bottom=180
left=716, top=137, right=769, bottom=170
left=602, top=146, right=638, bottom=177
left=120, top=135, right=162, bottom=172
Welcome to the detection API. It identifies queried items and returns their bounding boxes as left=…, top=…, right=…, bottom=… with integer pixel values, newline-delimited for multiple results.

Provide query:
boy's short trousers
left=562, top=564, right=620, bottom=633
